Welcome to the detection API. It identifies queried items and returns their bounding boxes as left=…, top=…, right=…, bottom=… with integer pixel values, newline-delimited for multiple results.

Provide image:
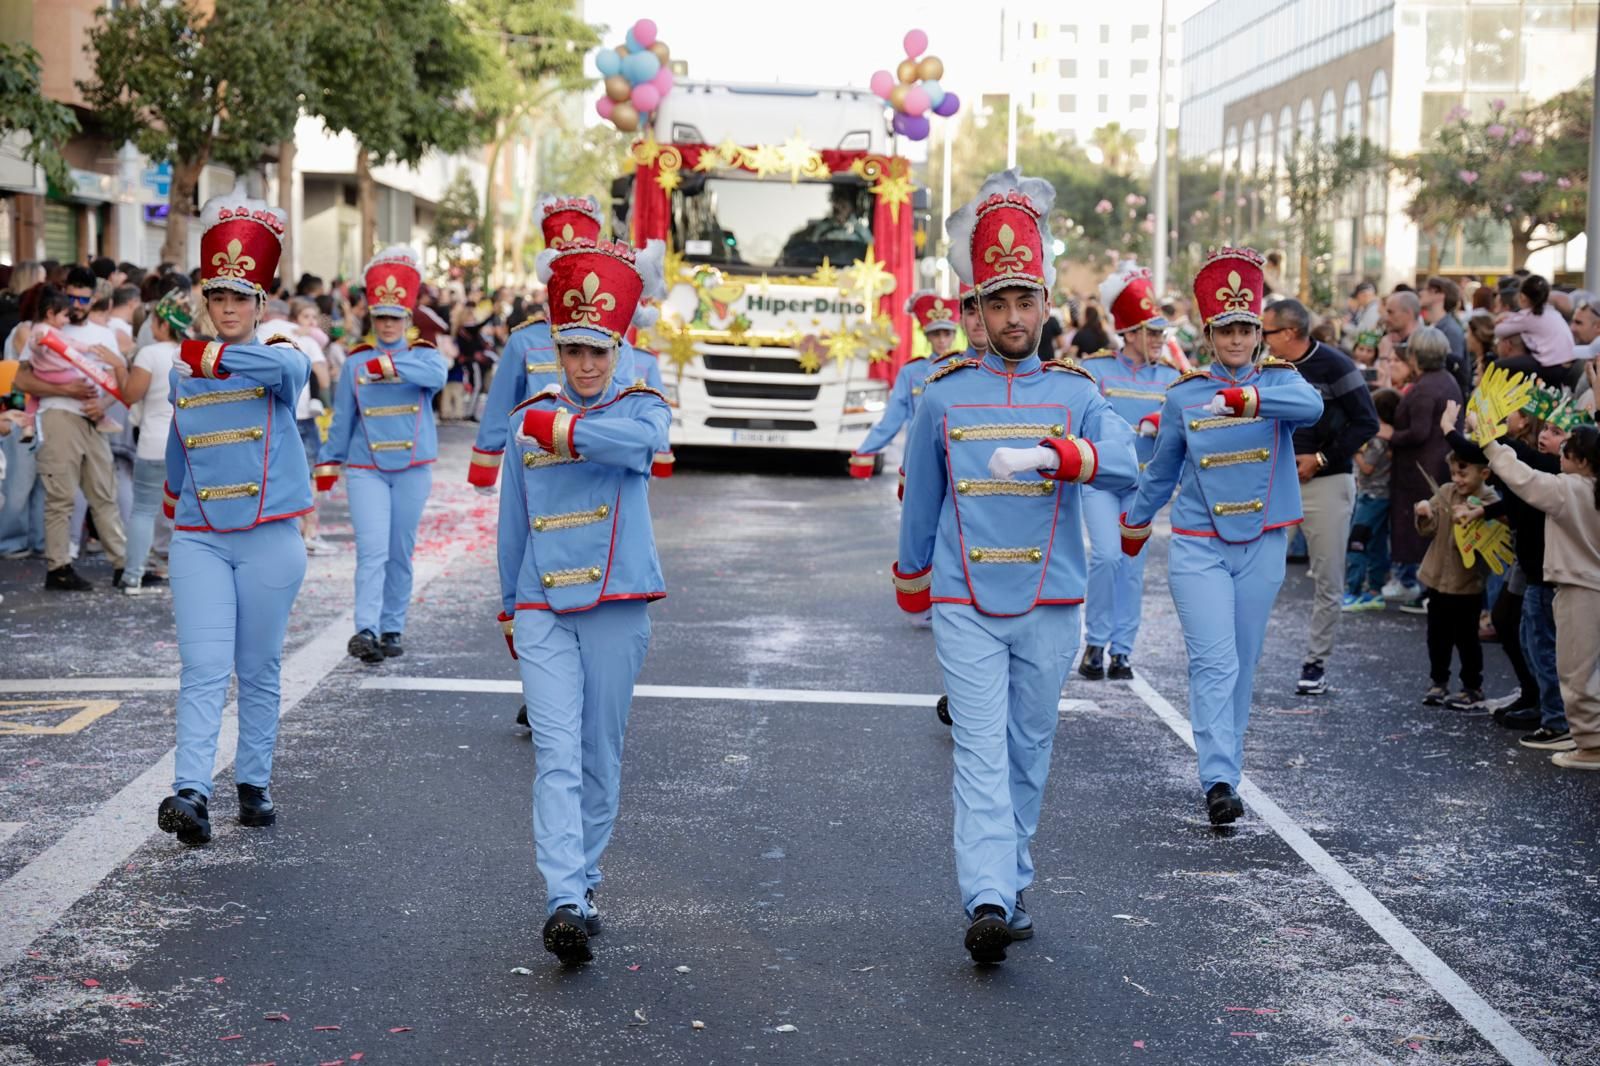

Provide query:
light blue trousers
left=170, top=521, right=307, bottom=797
left=346, top=464, right=433, bottom=636
left=1082, top=484, right=1149, bottom=656
left=1167, top=529, right=1287, bottom=791
left=122, top=456, right=166, bottom=586
left=515, top=601, right=652, bottom=916
left=933, top=602, right=1078, bottom=919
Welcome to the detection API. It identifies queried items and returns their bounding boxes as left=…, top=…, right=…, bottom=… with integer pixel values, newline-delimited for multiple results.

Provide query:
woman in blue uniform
left=156, top=195, right=313, bottom=846
left=314, top=247, right=447, bottom=662
left=1119, top=248, right=1323, bottom=825
left=496, top=236, right=670, bottom=966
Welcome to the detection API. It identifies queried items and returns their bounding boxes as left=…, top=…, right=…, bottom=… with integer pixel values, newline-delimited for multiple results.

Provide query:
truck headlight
left=844, top=384, right=887, bottom=415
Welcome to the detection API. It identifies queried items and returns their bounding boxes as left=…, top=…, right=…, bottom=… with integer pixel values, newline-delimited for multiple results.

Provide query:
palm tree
left=1090, top=122, right=1140, bottom=176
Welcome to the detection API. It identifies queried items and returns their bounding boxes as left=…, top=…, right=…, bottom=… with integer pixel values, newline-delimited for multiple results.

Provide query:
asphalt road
left=1, top=424, right=1596, bottom=1066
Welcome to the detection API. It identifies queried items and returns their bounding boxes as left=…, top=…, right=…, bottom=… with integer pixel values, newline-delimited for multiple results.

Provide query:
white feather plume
left=535, top=248, right=559, bottom=285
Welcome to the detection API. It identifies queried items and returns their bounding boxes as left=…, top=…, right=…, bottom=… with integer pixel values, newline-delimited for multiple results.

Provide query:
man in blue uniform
left=1120, top=247, right=1323, bottom=824
left=497, top=235, right=671, bottom=966
left=895, top=170, right=1139, bottom=963
left=314, top=247, right=448, bottom=663
left=1077, top=263, right=1180, bottom=680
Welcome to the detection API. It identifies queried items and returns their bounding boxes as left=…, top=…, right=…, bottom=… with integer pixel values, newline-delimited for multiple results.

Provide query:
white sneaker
left=304, top=537, right=337, bottom=555
left=121, top=583, right=146, bottom=596
left=912, top=609, right=934, bottom=630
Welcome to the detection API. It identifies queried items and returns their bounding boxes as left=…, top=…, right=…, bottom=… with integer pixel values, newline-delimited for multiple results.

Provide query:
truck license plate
left=731, top=430, right=791, bottom=445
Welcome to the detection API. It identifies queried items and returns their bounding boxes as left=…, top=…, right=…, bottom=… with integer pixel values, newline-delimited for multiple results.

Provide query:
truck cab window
left=671, top=177, right=873, bottom=274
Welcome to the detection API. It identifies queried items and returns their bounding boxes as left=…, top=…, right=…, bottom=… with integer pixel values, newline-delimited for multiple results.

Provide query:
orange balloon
left=605, top=75, right=631, bottom=102
left=917, top=55, right=944, bottom=81
left=611, top=101, right=640, bottom=132
left=615, top=44, right=629, bottom=57
left=897, top=59, right=918, bottom=84
left=649, top=40, right=670, bottom=64
left=889, top=84, right=910, bottom=112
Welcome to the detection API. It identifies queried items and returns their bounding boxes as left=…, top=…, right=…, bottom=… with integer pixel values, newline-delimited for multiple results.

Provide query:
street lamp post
left=1153, top=0, right=1171, bottom=297
left=1587, top=23, right=1600, bottom=290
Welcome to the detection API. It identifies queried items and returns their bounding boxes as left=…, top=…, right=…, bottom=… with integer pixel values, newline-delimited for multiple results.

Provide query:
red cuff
left=365, top=353, right=397, bottom=380
left=468, top=448, right=502, bottom=487
left=892, top=562, right=932, bottom=613
left=1039, top=436, right=1099, bottom=484
left=651, top=451, right=675, bottom=478
left=520, top=408, right=557, bottom=452
left=1119, top=512, right=1152, bottom=557
left=178, top=340, right=230, bottom=380
left=1219, top=386, right=1260, bottom=418
left=498, top=610, right=517, bottom=660
left=162, top=482, right=178, bottom=520
left=314, top=462, right=341, bottom=493
left=1138, top=411, right=1160, bottom=433
left=848, top=453, right=876, bottom=479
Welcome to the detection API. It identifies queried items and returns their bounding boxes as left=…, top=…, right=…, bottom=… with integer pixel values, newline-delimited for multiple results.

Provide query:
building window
left=1342, top=79, right=1362, bottom=138
left=1059, top=24, right=1078, bottom=44
left=1131, top=58, right=1149, bottom=76
left=1298, top=97, right=1315, bottom=142
left=1425, top=9, right=1466, bottom=89
left=1132, top=24, right=1151, bottom=43
left=1320, top=89, right=1338, bottom=144
left=1060, top=58, right=1078, bottom=78
left=1098, top=94, right=1109, bottom=113
left=1099, top=24, right=1111, bottom=45
left=1242, top=118, right=1257, bottom=175
left=1127, top=127, right=1147, bottom=144
left=1099, top=59, right=1110, bottom=78
left=1130, top=93, right=1148, bottom=110
left=1060, top=94, right=1077, bottom=113
left=1467, top=5, right=1519, bottom=88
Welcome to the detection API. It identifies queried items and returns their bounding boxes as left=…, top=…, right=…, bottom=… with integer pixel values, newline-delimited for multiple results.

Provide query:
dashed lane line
left=0, top=679, right=180, bottom=693
left=1124, top=675, right=1551, bottom=1066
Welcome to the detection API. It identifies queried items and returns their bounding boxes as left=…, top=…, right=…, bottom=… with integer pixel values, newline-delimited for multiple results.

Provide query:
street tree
left=0, top=42, right=80, bottom=191
left=80, top=0, right=309, bottom=264
left=1283, top=134, right=1386, bottom=306
left=431, top=169, right=486, bottom=281
left=1089, top=122, right=1140, bottom=177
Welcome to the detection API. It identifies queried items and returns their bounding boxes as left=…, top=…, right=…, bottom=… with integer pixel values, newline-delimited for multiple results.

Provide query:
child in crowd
left=1351, top=331, right=1380, bottom=371
left=26, top=290, right=121, bottom=433
left=1414, top=453, right=1496, bottom=710
left=1484, top=424, right=1600, bottom=768
left=1344, top=387, right=1401, bottom=610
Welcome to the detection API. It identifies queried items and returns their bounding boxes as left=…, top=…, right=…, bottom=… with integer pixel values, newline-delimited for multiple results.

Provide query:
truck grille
left=703, top=379, right=821, bottom=402
left=702, top=354, right=811, bottom=375
left=705, top=417, right=818, bottom=431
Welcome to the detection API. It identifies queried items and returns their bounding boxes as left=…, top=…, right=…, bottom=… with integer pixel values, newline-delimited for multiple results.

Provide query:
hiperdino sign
left=663, top=274, right=870, bottom=338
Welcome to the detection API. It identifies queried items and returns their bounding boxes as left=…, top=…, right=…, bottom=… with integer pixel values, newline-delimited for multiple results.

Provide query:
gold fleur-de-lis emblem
left=373, top=273, right=407, bottom=306
left=983, top=223, right=1034, bottom=273
left=1215, top=270, right=1254, bottom=312
left=559, top=223, right=575, bottom=245
left=210, top=238, right=255, bottom=279
left=927, top=302, right=954, bottom=322
left=563, top=271, right=616, bottom=325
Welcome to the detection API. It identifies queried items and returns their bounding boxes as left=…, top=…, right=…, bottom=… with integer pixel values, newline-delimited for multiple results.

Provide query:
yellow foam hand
left=1453, top=516, right=1515, bottom=575
left=1468, top=364, right=1535, bottom=446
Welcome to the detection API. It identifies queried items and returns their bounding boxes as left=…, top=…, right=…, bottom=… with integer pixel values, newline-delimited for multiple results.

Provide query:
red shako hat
left=539, top=195, right=605, bottom=251
left=1099, top=263, right=1167, bottom=332
left=542, top=238, right=644, bottom=348
left=199, top=194, right=286, bottom=298
left=904, top=290, right=958, bottom=334
left=364, top=246, right=421, bottom=317
left=945, top=169, right=1057, bottom=298
left=1193, top=247, right=1265, bottom=329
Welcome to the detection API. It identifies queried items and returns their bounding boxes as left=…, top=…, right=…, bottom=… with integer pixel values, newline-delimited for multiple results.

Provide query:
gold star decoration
left=796, top=334, right=825, bottom=373
left=844, top=246, right=896, bottom=304
left=865, top=158, right=915, bottom=225
left=692, top=150, right=723, bottom=173
left=656, top=321, right=699, bottom=370
left=657, top=168, right=682, bottom=193
left=825, top=329, right=863, bottom=370
left=775, top=134, right=828, bottom=183
left=747, top=143, right=784, bottom=179
left=663, top=249, right=687, bottom=285
left=631, top=135, right=661, bottom=167
left=716, top=139, right=744, bottom=167
left=811, top=258, right=839, bottom=287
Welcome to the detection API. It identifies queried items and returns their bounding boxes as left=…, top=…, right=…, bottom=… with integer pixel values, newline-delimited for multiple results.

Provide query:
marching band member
left=314, top=247, right=447, bottom=663
left=1077, top=264, right=1179, bottom=681
left=156, top=195, right=312, bottom=846
left=849, top=290, right=963, bottom=482
left=497, top=236, right=670, bottom=966
left=1119, top=248, right=1323, bottom=825
left=895, top=171, right=1138, bottom=963
left=958, top=282, right=989, bottom=359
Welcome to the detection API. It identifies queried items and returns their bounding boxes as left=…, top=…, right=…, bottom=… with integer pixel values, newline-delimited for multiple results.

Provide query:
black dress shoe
left=516, top=704, right=529, bottom=728
left=237, top=783, right=276, bottom=827
left=347, top=629, right=385, bottom=664
left=964, top=904, right=1012, bottom=964
left=1008, top=890, right=1034, bottom=940
left=583, top=888, right=602, bottom=936
left=1078, top=645, right=1106, bottom=680
left=380, top=632, right=404, bottom=658
left=157, top=789, right=212, bottom=846
left=1493, top=705, right=1541, bottom=730
left=45, top=565, right=93, bottom=591
left=1206, top=782, right=1244, bottom=826
left=1107, top=653, right=1134, bottom=680
left=935, top=695, right=953, bottom=726
left=543, top=905, right=593, bottom=966
left=111, top=567, right=124, bottom=588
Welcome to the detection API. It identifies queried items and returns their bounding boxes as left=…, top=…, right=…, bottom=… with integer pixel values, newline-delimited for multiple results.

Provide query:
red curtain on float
left=629, top=143, right=914, bottom=381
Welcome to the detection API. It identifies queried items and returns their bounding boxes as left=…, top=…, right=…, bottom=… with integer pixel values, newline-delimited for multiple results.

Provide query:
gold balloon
left=896, top=59, right=918, bottom=84
left=889, top=84, right=910, bottom=112
left=649, top=40, right=670, bottom=64
left=615, top=44, right=629, bottom=57
left=605, top=75, right=632, bottom=103
left=917, top=55, right=944, bottom=82
left=611, top=101, right=640, bottom=132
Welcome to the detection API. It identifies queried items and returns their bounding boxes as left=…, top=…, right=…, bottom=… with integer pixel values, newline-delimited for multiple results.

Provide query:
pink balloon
left=903, top=85, right=931, bottom=117
left=631, top=83, right=661, bottom=113
left=869, top=69, right=894, bottom=99
left=596, top=96, right=615, bottom=119
left=903, top=28, right=928, bottom=58
left=632, top=18, right=658, bottom=49
left=651, top=66, right=675, bottom=94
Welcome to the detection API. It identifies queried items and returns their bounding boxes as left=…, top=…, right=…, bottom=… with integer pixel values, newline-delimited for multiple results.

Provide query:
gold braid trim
left=523, top=451, right=584, bottom=469
left=954, top=478, right=1056, bottom=497
left=183, top=426, right=264, bottom=449
left=966, top=546, right=1045, bottom=564
left=540, top=566, right=603, bottom=589
left=1043, top=359, right=1093, bottom=380
left=1211, top=499, right=1265, bottom=516
left=363, top=404, right=421, bottom=417
left=176, top=385, right=266, bottom=409
left=1103, top=387, right=1166, bottom=400
left=948, top=422, right=1062, bottom=442
left=925, top=359, right=980, bottom=384
left=531, top=504, right=611, bottom=533
left=1198, top=447, right=1271, bottom=469
left=526, top=361, right=559, bottom=374
left=1171, top=369, right=1211, bottom=387
left=200, top=341, right=225, bottom=379
left=369, top=440, right=414, bottom=451
left=195, top=482, right=260, bottom=501
left=1187, top=415, right=1263, bottom=431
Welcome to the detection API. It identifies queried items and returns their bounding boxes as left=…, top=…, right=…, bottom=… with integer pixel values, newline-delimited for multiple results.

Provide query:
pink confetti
left=25, top=950, right=42, bottom=958
left=350, top=1055, right=365, bottom=1062
left=1407, top=1043, right=1422, bottom=1051
left=1230, top=1032, right=1262, bottom=1038
left=213, top=976, right=226, bottom=984
left=264, top=1012, right=291, bottom=1022
left=314, top=1025, right=342, bottom=1032
left=119, top=1039, right=145, bottom=1046
left=245, top=1062, right=278, bottom=1066
left=220, top=1035, right=244, bottom=1042
left=97, top=1059, right=111, bottom=1066
left=122, top=1002, right=149, bottom=1009
left=83, top=978, right=101, bottom=988
left=319, top=1061, right=345, bottom=1066
left=627, top=964, right=641, bottom=972
left=389, top=1026, right=413, bottom=1033
left=1133, top=1040, right=1146, bottom=1048
left=32, top=974, right=57, bottom=981
left=1386, top=997, right=1405, bottom=1005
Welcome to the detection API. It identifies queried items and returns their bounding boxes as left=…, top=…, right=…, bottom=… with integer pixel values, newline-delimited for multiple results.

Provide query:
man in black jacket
left=1263, top=299, right=1380, bottom=695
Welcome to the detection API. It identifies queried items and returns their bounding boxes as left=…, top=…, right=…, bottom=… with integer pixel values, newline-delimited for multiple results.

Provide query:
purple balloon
left=901, top=114, right=930, bottom=141
left=933, top=92, right=960, bottom=118
left=891, top=111, right=911, bottom=135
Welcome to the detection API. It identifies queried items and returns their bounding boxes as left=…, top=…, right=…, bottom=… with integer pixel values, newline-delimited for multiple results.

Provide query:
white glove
left=987, top=445, right=1057, bottom=480
left=514, top=430, right=539, bottom=449
left=173, top=353, right=195, bottom=378
left=1205, top=392, right=1230, bottom=416
left=474, top=484, right=497, bottom=498
left=1137, top=419, right=1159, bottom=438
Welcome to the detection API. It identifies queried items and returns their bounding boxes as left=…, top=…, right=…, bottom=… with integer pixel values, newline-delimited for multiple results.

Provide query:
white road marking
left=0, top=823, right=23, bottom=847
left=0, top=678, right=180, bottom=693
left=1125, top=675, right=1551, bottom=1066
left=0, top=542, right=467, bottom=971
left=360, top=677, right=1099, bottom=714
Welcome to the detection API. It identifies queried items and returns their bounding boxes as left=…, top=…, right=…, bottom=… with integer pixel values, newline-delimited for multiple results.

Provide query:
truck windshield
left=671, top=177, right=874, bottom=274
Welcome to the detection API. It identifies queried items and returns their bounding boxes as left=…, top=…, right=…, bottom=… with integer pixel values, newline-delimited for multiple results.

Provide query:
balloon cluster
left=870, top=29, right=960, bottom=141
left=595, top=19, right=675, bottom=134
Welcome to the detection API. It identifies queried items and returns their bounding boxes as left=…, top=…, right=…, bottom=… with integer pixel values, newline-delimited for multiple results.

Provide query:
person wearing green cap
left=119, top=291, right=193, bottom=593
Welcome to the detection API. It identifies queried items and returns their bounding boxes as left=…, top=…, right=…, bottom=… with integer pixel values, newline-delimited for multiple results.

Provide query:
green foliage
left=0, top=42, right=79, bottom=189
left=540, top=122, right=631, bottom=225
left=80, top=0, right=309, bottom=178
left=432, top=169, right=485, bottom=275
left=462, top=0, right=598, bottom=123
left=1283, top=135, right=1386, bottom=305
left=1403, top=83, right=1592, bottom=267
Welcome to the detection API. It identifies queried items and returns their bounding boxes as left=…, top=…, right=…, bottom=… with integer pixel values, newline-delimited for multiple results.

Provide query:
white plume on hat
left=199, top=193, right=286, bottom=241
left=1099, top=260, right=1144, bottom=313
left=944, top=168, right=1057, bottom=292
left=632, top=239, right=667, bottom=330
left=364, top=245, right=419, bottom=276
left=534, top=247, right=559, bottom=285
left=903, top=288, right=937, bottom=315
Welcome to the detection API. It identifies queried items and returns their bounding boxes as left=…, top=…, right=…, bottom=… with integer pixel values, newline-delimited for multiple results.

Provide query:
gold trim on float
left=532, top=504, right=610, bottom=532
left=183, top=426, right=264, bottom=448
left=1198, top=447, right=1271, bottom=469
left=967, top=546, right=1044, bottom=563
left=1104, top=387, right=1166, bottom=400
left=363, top=404, right=421, bottom=417
left=1188, top=415, right=1263, bottom=431
left=369, top=440, right=414, bottom=451
left=1212, top=499, right=1265, bottom=516
left=176, top=386, right=266, bottom=409
left=196, top=482, right=260, bottom=501
left=948, top=423, right=1063, bottom=442
left=523, top=451, right=584, bottom=469
left=955, top=479, right=1056, bottom=497
left=541, top=566, right=603, bottom=588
